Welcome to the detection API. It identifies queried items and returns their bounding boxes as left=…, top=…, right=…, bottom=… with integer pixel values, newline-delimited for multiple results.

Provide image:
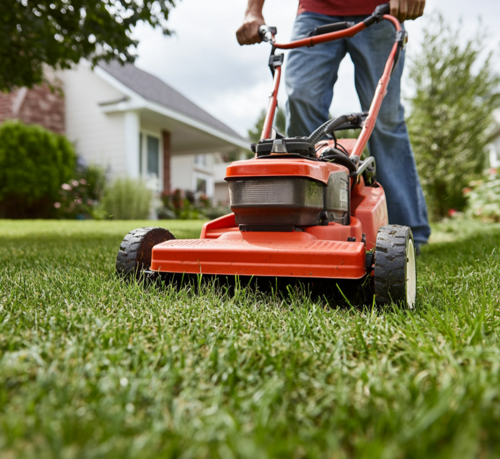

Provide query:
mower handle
left=267, top=3, right=395, bottom=50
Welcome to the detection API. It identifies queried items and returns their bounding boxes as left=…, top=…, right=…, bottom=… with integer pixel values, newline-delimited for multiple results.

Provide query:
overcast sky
left=133, top=0, right=500, bottom=138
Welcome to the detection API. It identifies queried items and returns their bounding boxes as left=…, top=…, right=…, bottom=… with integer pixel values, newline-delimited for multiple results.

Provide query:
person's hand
left=390, top=0, right=425, bottom=22
left=236, top=12, right=265, bottom=45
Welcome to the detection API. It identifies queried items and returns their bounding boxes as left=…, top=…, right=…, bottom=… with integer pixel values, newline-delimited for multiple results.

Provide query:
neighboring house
left=489, top=110, right=500, bottom=169
left=0, top=61, right=249, bottom=202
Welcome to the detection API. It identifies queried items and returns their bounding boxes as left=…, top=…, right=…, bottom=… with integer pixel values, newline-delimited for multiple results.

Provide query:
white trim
left=124, top=111, right=140, bottom=178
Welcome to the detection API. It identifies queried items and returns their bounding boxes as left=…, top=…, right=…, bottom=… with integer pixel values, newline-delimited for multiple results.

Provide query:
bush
left=0, top=121, right=76, bottom=218
left=55, top=164, right=107, bottom=219
left=158, top=189, right=230, bottom=220
left=159, top=189, right=201, bottom=220
left=99, top=178, right=152, bottom=220
left=465, top=169, right=500, bottom=221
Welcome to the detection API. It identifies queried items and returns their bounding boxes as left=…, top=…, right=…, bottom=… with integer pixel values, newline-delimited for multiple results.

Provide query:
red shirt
left=298, top=0, right=385, bottom=16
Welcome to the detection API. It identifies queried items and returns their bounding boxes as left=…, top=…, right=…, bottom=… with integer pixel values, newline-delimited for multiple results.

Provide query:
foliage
left=0, top=120, right=76, bottom=218
left=248, top=107, right=286, bottom=143
left=1, top=219, right=500, bottom=456
left=159, top=189, right=201, bottom=219
left=99, top=178, right=152, bottom=220
left=406, top=15, right=500, bottom=221
left=159, top=189, right=229, bottom=220
left=0, top=0, right=176, bottom=91
left=55, top=164, right=107, bottom=219
left=464, top=168, right=500, bottom=221
left=220, top=150, right=242, bottom=163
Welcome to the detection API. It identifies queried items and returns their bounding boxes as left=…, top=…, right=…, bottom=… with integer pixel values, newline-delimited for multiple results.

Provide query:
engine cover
left=227, top=170, right=349, bottom=229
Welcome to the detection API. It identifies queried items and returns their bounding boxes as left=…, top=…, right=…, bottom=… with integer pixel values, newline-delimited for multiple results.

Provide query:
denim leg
left=285, top=13, right=347, bottom=137
left=345, top=19, right=431, bottom=244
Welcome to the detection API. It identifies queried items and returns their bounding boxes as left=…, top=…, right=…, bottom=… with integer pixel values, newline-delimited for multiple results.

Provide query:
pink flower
left=463, top=187, right=471, bottom=195
left=448, top=209, right=457, bottom=217
left=54, top=202, right=61, bottom=208
left=61, top=183, right=72, bottom=191
left=488, top=168, right=497, bottom=175
left=75, top=198, right=82, bottom=204
left=87, top=199, right=93, bottom=205
left=71, top=180, right=79, bottom=187
left=79, top=179, right=87, bottom=185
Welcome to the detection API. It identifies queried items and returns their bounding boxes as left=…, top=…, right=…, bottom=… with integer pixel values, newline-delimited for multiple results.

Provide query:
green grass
left=1, top=218, right=500, bottom=458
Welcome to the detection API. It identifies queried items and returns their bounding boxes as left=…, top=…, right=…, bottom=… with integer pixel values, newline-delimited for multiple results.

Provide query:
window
left=195, top=154, right=207, bottom=168
left=147, top=136, right=160, bottom=179
left=193, top=172, right=213, bottom=197
left=139, top=132, right=162, bottom=191
left=196, top=177, right=207, bottom=194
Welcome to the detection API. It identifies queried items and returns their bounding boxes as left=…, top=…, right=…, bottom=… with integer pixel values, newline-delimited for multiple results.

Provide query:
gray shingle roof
left=99, top=61, right=245, bottom=141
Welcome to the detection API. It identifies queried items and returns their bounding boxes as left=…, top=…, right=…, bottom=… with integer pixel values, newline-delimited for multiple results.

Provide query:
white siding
left=171, top=155, right=194, bottom=191
left=62, top=64, right=127, bottom=176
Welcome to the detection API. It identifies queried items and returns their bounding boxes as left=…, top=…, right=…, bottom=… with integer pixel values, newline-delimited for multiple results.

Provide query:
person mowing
left=236, top=0, right=430, bottom=250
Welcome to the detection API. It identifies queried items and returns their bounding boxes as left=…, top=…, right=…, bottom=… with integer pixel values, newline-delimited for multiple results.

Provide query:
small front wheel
left=374, top=225, right=417, bottom=309
left=116, top=227, right=176, bottom=279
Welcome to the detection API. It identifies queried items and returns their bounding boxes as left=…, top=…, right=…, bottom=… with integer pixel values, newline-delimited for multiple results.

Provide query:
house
left=489, top=110, right=500, bottom=169
left=0, top=61, right=249, bottom=203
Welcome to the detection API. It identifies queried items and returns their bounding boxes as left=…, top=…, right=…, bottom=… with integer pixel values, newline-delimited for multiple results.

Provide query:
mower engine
left=228, top=136, right=350, bottom=230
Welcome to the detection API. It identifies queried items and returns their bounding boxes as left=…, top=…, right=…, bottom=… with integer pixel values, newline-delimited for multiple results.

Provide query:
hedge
left=0, top=121, right=76, bottom=218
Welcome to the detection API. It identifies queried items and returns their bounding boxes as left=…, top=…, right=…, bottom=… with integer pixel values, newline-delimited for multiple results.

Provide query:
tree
left=407, top=15, right=500, bottom=220
left=248, top=107, right=286, bottom=143
left=0, top=0, right=176, bottom=91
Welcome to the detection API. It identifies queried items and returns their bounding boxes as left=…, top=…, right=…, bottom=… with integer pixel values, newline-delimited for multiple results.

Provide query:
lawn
left=1, top=219, right=500, bottom=458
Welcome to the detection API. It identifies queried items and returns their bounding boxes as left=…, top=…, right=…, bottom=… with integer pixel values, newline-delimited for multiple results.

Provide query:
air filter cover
left=229, top=177, right=324, bottom=226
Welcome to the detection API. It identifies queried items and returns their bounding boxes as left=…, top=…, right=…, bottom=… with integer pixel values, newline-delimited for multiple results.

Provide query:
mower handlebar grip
left=259, top=25, right=277, bottom=43
left=364, top=3, right=391, bottom=27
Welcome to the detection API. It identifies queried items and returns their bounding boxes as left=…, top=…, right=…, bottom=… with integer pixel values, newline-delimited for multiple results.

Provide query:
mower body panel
left=149, top=157, right=388, bottom=281
left=150, top=230, right=366, bottom=279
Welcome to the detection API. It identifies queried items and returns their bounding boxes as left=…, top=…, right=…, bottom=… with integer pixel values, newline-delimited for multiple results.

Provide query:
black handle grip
left=307, top=21, right=355, bottom=37
left=258, top=25, right=277, bottom=43
left=364, top=3, right=391, bottom=27
left=374, top=3, right=390, bottom=16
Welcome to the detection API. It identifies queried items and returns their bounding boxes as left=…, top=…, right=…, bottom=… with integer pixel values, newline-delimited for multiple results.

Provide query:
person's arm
left=390, top=0, right=425, bottom=22
left=236, top=0, right=266, bottom=45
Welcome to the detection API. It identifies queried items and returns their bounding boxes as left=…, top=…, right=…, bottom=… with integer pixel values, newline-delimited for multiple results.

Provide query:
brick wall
left=0, top=83, right=65, bottom=135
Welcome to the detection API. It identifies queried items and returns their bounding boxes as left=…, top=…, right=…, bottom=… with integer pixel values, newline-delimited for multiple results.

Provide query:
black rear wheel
left=374, top=225, right=417, bottom=309
left=116, top=227, right=176, bottom=279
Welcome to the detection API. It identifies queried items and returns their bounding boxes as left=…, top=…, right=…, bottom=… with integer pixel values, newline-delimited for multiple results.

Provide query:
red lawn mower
left=116, top=3, right=417, bottom=309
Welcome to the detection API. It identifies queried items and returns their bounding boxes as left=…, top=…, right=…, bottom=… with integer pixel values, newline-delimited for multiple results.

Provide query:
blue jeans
left=285, top=12, right=431, bottom=245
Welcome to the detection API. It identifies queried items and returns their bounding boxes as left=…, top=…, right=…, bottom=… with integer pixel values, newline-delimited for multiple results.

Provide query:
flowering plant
left=464, top=169, right=500, bottom=222
left=54, top=179, right=95, bottom=218
left=54, top=164, right=106, bottom=219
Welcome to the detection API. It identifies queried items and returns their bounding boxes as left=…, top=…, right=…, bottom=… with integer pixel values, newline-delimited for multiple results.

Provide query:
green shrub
left=465, top=169, right=500, bottom=221
left=99, top=178, right=152, bottom=220
left=0, top=120, right=76, bottom=218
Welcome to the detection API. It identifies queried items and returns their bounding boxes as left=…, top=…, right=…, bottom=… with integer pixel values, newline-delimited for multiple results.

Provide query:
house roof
left=99, top=61, right=245, bottom=142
